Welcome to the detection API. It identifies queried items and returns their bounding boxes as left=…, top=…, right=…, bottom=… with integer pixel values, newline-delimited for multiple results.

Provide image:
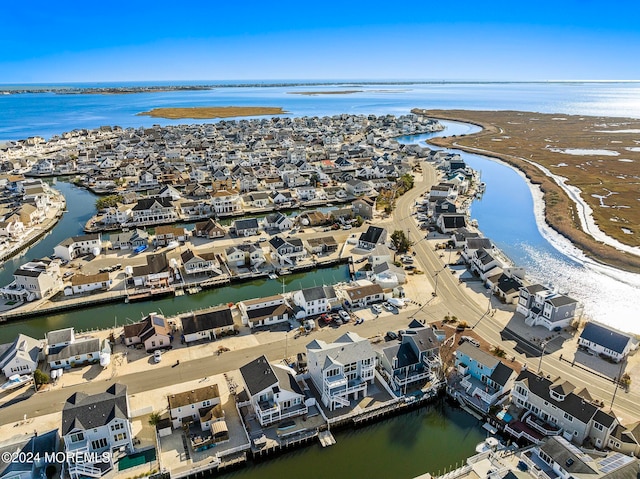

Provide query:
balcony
left=325, top=374, right=348, bottom=390
left=524, top=412, right=562, bottom=436
left=520, top=451, right=558, bottom=479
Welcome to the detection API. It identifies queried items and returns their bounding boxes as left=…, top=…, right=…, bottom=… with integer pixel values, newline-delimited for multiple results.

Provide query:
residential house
left=237, top=294, right=293, bottom=328
left=193, top=219, right=226, bottom=239
left=510, top=368, right=618, bottom=447
left=53, top=234, right=102, bottom=261
left=61, top=384, right=133, bottom=479
left=0, top=217, right=25, bottom=240
left=237, top=355, right=308, bottom=427
left=352, top=196, right=375, bottom=219
left=48, top=337, right=103, bottom=370
left=243, top=192, right=271, bottom=208
left=0, top=429, right=62, bottom=479
left=262, top=212, right=294, bottom=231
left=210, top=189, right=242, bottom=215
left=19, top=203, right=43, bottom=226
left=578, top=322, right=637, bottom=363
left=451, top=341, right=516, bottom=413
left=0, top=259, right=62, bottom=302
left=343, top=283, right=384, bottom=308
left=344, top=178, right=373, bottom=196
left=130, top=252, right=174, bottom=290
left=270, top=191, right=294, bottom=206
left=46, top=327, right=75, bottom=353
left=130, top=197, right=177, bottom=225
left=306, top=236, right=338, bottom=255
left=291, top=286, right=335, bottom=319
left=154, top=225, right=187, bottom=246
left=469, top=248, right=504, bottom=281
left=224, top=243, right=265, bottom=268
left=306, top=332, right=376, bottom=410
left=180, top=249, right=222, bottom=276
left=168, top=385, right=228, bottom=446
left=102, top=203, right=133, bottom=226
left=64, top=272, right=112, bottom=296
left=122, top=313, right=172, bottom=352
left=358, top=226, right=387, bottom=250
left=0, top=334, right=41, bottom=377
left=180, top=307, right=235, bottom=343
left=269, top=235, right=306, bottom=266
left=516, top=284, right=580, bottom=331
left=378, top=322, right=441, bottom=392
left=109, top=228, right=149, bottom=249
left=436, top=214, right=467, bottom=233
left=232, top=218, right=260, bottom=237
left=485, top=268, right=526, bottom=304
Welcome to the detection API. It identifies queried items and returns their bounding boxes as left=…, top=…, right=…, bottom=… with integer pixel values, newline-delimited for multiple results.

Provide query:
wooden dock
left=318, top=430, right=336, bottom=447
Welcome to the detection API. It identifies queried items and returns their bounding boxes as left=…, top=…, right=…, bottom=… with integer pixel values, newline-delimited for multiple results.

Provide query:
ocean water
left=2, top=81, right=640, bottom=332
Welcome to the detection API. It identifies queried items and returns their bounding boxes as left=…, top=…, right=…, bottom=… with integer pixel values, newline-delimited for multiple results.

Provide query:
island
left=416, top=109, right=640, bottom=274
left=288, top=90, right=363, bottom=95
left=136, top=106, right=288, bottom=119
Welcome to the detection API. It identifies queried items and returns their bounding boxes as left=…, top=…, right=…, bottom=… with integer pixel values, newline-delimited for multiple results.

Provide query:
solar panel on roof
left=598, top=453, right=633, bottom=473
left=152, top=316, right=165, bottom=327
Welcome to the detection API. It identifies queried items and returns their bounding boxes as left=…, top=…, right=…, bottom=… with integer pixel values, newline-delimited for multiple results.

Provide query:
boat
left=0, top=374, right=33, bottom=393
left=475, top=436, right=501, bottom=453
left=268, top=273, right=279, bottom=280
left=166, top=241, right=180, bottom=250
left=133, top=244, right=148, bottom=254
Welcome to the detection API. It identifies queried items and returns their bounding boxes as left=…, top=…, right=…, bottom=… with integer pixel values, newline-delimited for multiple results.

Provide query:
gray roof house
left=0, top=333, right=42, bottom=377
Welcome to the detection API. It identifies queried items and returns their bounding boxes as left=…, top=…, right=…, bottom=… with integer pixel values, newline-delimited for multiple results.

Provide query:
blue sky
left=2, top=0, right=639, bottom=82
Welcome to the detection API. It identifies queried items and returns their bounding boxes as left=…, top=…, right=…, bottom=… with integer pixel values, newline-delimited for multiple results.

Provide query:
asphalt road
left=3, top=161, right=638, bottom=424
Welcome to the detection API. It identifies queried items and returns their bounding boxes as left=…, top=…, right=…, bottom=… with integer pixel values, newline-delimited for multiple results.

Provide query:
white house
left=224, top=243, right=265, bottom=268
left=238, top=355, right=308, bottom=427
left=516, top=284, right=580, bottom=331
left=291, top=286, right=336, bottom=319
left=53, top=234, right=102, bottom=261
left=306, top=332, right=376, bottom=410
left=122, top=313, right=172, bottom=352
left=61, top=384, right=133, bottom=479
left=237, top=294, right=293, bottom=328
left=63, top=272, right=112, bottom=296
left=168, top=384, right=226, bottom=437
left=578, top=322, right=638, bottom=363
left=48, top=337, right=103, bottom=370
left=0, top=259, right=62, bottom=302
left=180, top=249, right=222, bottom=276
left=343, top=283, right=384, bottom=308
left=0, top=334, right=42, bottom=378
left=269, top=236, right=306, bottom=266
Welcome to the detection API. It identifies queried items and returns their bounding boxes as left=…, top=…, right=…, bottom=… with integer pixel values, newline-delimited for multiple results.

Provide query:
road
left=3, top=161, right=638, bottom=425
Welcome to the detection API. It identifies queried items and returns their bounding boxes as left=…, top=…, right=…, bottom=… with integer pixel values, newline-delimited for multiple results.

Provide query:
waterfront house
left=0, top=334, right=41, bottom=377
left=378, top=323, right=441, bottom=393
left=232, top=218, right=260, bottom=237
left=130, top=197, right=177, bottom=225
left=180, top=307, right=235, bottom=343
left=61, top=384, right=133, bottom=479
left=130, top=252, right=174, bottom=290
left=53, top=233, right=102, bottom=261
left=154, top=224, right=187, bottom=246
left=485, top=267, right=526, bottom=304
left=451, top=341, right=516, bottom=413
left=237, top=355, right=308, bottom=427
left=370, top=261, right=406, bottom=287
left=168, top=384, right=228, bottom=445
left=210, top=189, right=242, bottom=215
left=237, top=294, right=293, bottom=328
left=180, top=249, right=222, bottom=276
left=461, top=238, right=494, bottom=262
left=436, top=214, right=467, bottom=233
left=469, top=248, right=504, bottom=281
left=343, top=283, right=384, bottom=308
left=243, top=191, right=271, bottom=208
left=102, top=203, right=133, bottom=225
left=297, top=210, right=328, bottom=227
left=224, top=243, right=265, bottom=268
left=46, top=327, right=75, bottom=353
left=269, top=235, right=306, bottom=266
left=292, top=285, right=335, bottom=319
left=109, top=228, right=149, bottom=250
left=18, top=203, right=42, bottom=226
left=510, top=368, right=618, bottom=447
left=306, top=332, right=376, bottom=410
left=64, top=272, right=112, bottom=296
left=578, top=322, right=637, bottom=363
left=48, top=337, right=102, bottom=370
left=0, top=429, right=62, bottom=479
left=518, top=435, right=639, bottom=479
left=270, top=191, right=294, bottom=206
left=193, top=218, right=226, bottom=239
left=306, top=236, right=338, bottom=255
left=122, top=313, right=172, bottom=352
left=1, top=259, right=62, bottom=302
left=0, top=217, right=25, bottom=240
left=358, top=226, right=387, bottom=250
left=516, top=284, right=580, bottom=331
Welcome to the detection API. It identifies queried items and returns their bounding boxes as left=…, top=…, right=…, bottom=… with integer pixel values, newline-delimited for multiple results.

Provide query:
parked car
left=153, top=350, right=162, bottom=363
left=383, top=302, right=394, bottom=312
left=338, top=310, right=350, bottom=322
left=385, top=331, right=398, bottom=341
left=342, top=224, right=352, bottom=230
left=459, top=336, right=480, bottom=347
left=372, top=304, right=382, bottom=314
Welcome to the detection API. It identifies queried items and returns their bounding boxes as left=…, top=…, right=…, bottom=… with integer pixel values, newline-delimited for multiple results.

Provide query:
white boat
left=268, top=273, right=279, bottom=280
left=475, top=436, right=501, bottom=453
left=0, top=374, right=33, bottom=393
left=166, top=241, right=180, bottom=250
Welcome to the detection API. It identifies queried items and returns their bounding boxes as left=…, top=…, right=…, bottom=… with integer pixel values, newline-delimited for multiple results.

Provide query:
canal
left=219, top=402, right=485, bottom=479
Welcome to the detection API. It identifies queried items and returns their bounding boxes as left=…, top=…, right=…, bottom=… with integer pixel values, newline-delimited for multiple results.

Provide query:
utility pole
left=610, top=357, right=628, bottom=410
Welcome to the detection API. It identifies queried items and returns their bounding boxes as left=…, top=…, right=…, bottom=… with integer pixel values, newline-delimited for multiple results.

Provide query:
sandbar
left=137, top=106, right=288, bottom=119
left=288, top=90, right=363, bottom=96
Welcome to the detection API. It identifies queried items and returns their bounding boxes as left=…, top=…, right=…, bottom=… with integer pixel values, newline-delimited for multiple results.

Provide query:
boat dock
left=318, top=430, right=336, bottom=447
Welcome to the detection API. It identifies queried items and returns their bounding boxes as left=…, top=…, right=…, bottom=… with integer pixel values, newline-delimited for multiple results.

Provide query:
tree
left=95, top=194, right=123, bottom=211
left=399, top=173, right=414, bottom=192
left=148, top=411, right=162, bottom=427
left=33, top=369, right=50, bottom=388
left=391, top=230, right=411, bottom=253
left=355, top=215, right=364, bottom=227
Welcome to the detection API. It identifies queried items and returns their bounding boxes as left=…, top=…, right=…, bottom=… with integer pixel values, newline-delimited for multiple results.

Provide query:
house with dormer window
left=180, top=249, right=222, bottom=276
left=61, top=384, right=133, bottom=479
left=306, top=332, right=376, bottom=410
left=168, top=384, right=226, bottom=440
left=237, top=355, right=307, bottom=427
left=517, top=284, right=580, bottom=331
left=237, top=294, right=293, bottom=328
left=269, top=235, right=306, bottom=266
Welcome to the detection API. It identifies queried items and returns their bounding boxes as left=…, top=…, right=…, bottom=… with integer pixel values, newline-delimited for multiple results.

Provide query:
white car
left=372, top=304, right=382, bottom=314
left=338, top=310, right=350, bottom=322
left=153, top=350, right=162, bottom=363
left=383, top=302, right=394, bottom=312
